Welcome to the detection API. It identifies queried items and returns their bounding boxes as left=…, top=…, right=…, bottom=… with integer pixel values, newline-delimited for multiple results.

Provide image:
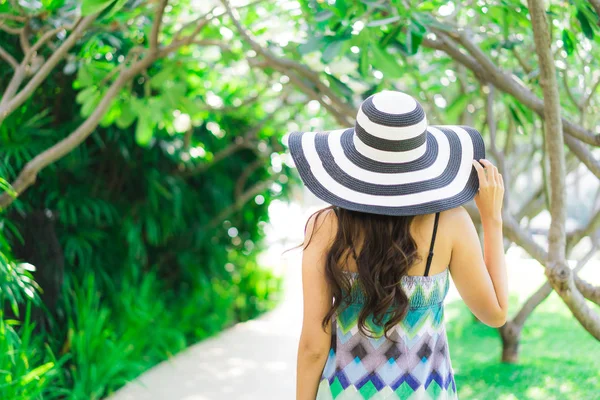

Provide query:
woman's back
left=291, top=91, right=508, bottom=400
left=316, top=212, right=457, bottom=400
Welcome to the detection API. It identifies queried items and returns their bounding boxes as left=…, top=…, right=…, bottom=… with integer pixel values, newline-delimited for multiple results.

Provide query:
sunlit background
left=1, top=0, right=599, bottom=399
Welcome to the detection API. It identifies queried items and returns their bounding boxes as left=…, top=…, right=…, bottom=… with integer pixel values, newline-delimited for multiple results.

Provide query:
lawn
left=446, top=292, right=600, bottom=400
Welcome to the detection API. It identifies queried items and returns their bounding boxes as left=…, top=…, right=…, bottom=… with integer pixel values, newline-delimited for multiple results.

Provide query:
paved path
left=109, top=263, right=303, bottom=400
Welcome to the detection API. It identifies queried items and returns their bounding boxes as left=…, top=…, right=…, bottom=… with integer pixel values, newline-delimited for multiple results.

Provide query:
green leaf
left=178, top=97, right=200, bottom=115
left=445, top=94, right=470, bottom=122
left=77, top=64, right=94, bottom=87
left=75, top=86, right=98, bottom=104
left=103, top=0, right=128, bottom=18
left=315, top=10, right=334, bottom=22
left=322, top=40, right=345, bottom=63
left=359, top=45, right=369, bottom=77
left=326, top=74, right=353, bottom=98
left=298, top=36, right=325, bottom=55
left=80, top=90, right=102, bottom=118
left=81, top=0, right=115, bottom=16
left=406, top=20, right=425, bottom=55
left=508, top=104, right=524, bottom=127
left=334, top=0, right=349, bottom=18
left=116, top=100, right=137, bottom=129
left=562, top=29, right=575, bottom=55
left=381, top=24, right=403, bottom=48
left=417, top=1, right=436, bottom=11
left=20, top=362, right=55, bottom=385
left=371, top=45, right=403, bottom=79
left=412, top=13, right=453, bottom=33
left=150, top=65, right=175, bottom=89
left=135, top=111, right=155, bottom=146
left=42, top=0, right=66, bottom=11
left=366, top=16, right=401, bottom=27
left=576, top=10, right=594, bottom=39
left=100, top=98, right=119, bottom=127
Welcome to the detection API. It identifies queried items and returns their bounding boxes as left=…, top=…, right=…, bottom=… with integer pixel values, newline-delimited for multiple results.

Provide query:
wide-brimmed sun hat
left=287, top=90, right=485, bottom=216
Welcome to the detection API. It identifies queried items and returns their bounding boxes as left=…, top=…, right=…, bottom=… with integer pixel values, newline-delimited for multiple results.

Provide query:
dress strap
left=424, top=212, right=441, bottom=277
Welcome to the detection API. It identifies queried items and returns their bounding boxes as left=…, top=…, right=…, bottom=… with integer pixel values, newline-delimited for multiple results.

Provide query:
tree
left=2, top=0, right=599, bottom=365
left=0, top=0, right=287, bottom=212
left=219, top=0, right=600, bottom=361
left=0, top=2, right=290, bottom=395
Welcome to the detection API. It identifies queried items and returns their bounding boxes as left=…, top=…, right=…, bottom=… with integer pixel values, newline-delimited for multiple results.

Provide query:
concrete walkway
left=109, top=263, right=303, bottom=400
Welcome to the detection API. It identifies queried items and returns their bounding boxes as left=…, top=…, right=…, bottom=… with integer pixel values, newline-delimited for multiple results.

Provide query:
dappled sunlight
left=445, top=289, right=600, bottom=399
left=110, top=253, right=303, bottom=400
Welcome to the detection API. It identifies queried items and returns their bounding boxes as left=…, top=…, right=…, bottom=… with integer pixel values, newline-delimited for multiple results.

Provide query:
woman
left=289, top=90, right=508, bottom=399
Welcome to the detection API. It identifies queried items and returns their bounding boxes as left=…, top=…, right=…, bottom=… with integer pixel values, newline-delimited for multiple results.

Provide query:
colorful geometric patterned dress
left=316, top=213, right=458, bottom=400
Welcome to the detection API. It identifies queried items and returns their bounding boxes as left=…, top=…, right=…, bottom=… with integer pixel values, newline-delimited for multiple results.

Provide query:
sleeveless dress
left=316, top=213, right=458, bottom=400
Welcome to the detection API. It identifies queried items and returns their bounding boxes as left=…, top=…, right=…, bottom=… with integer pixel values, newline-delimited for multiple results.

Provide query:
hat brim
left=288, top=125, right=485, bottom=216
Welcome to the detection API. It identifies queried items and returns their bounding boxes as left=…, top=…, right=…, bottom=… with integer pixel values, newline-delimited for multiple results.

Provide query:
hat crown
left=354, top=90, right=429, bottom=163
left=370, top=91, right=419, bottom=115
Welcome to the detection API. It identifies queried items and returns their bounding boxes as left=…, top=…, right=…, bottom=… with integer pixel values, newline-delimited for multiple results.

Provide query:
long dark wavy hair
left=302, top=205, right=421, bottom=340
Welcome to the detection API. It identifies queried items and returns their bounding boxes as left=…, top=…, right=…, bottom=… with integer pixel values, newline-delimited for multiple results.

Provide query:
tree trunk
left=528, top=0, right=600, bottom=339
left=499, top=321, right=522, bottom=363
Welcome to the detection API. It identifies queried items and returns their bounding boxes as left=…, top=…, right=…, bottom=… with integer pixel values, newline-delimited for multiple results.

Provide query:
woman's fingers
left=479, top=159, right=498, bottom=185
left=472, top=160, right=487, bottom=186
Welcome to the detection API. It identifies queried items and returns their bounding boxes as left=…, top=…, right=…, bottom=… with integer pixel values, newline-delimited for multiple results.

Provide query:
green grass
left=446, top=292, right=600, bottom=400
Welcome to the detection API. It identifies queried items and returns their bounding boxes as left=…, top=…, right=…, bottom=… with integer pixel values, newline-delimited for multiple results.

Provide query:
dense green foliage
left=0, top=1, right=286, bottom=398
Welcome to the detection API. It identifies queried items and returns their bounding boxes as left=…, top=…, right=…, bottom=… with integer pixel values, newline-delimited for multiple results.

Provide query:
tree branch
left=504, top=213, right=600, bottom=306
left=0, top=44, right=18, bottom=69
left=589, top=0, right=600, bottom=20
left=527, top=0, right=600, bottom=339
left=421, top=34, right=487, bottom=80
left=286, top=70, right=353, bottom=126
left=422, top=31, right=600, bottom=147
left=0, top=15, right=96, bottom=125
left=206, top=174, right=282, bottom=232
left=582, top=76, right=600, bottom=111
left=562, top=72, right=582, bottom=111
left=512, top=245, right=597, bottom=327
left=190, top=39, right=233, bottom=52
left=515, top=184, right=545, bottom=221
left=564, top=134, right=600, bottom=180
left=150, top=0, right=169, bottom=51
left=27, top=25, right=71, bottom=63
left=0, top=54, right=150, bottom=210
left=0, top=66, right=26, bottom=108
left=198, top=88, right=267, bottom=113
left=513, top=282, right=552, bottom=327
left=485, top=85, right=510, bottom=208
left=178, top=111, right=274, bottom=177
left=567, top=209, right=600, bottom=252
left=235, top=158, right=266, bottom=198
left=0, top=14, right=26, bottom=23
left=180, top=140, right=250, bottom=177
left=19, top=23, right=31, bottom=54
left=0, top=18, right=217, bottom=209
left=512, top=47, right=532, bottom=75
left=222, top=0, right=355, bottom=123
left=0, top=23, right=22, bottom=35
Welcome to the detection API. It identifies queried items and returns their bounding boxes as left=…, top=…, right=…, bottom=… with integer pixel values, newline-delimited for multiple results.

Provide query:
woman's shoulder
left=304, top=207, right=338, bottom=245
left=440, top=206, right=474, bottom=227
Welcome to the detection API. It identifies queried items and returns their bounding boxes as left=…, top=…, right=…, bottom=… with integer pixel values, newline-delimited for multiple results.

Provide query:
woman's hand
left=472, top=159, right=504, bottom=224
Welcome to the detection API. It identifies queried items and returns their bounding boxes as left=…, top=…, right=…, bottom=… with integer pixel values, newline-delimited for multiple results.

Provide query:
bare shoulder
left=440, top=206, right=474, bottom=227
left=304, top=207, right=338, bottom=246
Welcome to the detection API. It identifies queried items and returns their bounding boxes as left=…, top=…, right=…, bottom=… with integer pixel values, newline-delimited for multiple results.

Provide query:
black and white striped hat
left=288, top=90, right=485, bottom=216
